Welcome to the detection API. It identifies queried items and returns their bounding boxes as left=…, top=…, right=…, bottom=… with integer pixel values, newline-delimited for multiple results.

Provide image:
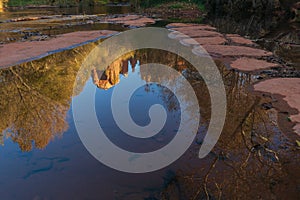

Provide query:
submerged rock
left=254, top=78, right=300, bottom=135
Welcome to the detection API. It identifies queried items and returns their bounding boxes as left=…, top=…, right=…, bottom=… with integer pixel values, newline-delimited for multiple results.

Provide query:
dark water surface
left=0, top=42, right=299, bottom=199
left=0, top=5, right=131, bottom=44
left=0, top=6, right=299, bottom=199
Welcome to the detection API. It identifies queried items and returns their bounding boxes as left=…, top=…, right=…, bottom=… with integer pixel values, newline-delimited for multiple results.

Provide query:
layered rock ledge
left=0, top=30, right=118, bottom=68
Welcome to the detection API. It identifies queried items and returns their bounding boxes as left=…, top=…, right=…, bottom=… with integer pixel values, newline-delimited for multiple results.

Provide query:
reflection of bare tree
left=161, top=108, right=295, bottom=199
left=158, top=61, right=299, bottom=199
left=92, top=49, right=211, bottom=121
left=0, top=42, right=95, bottom=151
left=0, top=132, right=4, bottom=146
left=102, top=49, right=296, bottom=199
left=0, top=68, right=68, bottom=151
left=74, top=46, right=300, bottom=198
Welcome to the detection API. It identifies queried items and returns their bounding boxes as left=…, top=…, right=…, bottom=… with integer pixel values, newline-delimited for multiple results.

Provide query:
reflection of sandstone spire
left=97, top=80, right=113, bottom=90
left=121, top=60, right=129, bottom=77
left=129, top=58, right=137, bottom=72
left=92, top=68, right=114, bottom=90
left=92, top=59, right=122, bottom=90
left=106, top=68, right=120, bottom=85
left=92, top=50, right=136, bottom=90
left=93, top=52, right=136, bottom=90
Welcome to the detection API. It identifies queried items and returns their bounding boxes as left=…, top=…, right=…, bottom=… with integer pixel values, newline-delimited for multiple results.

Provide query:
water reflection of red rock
left=139, top=53, right=188, bottom=83
left=92, top=57, right=138, bottom=90
left=92, top=51, right=189, bottom=90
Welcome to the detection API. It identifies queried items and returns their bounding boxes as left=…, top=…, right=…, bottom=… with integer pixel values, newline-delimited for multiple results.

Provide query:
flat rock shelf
left=0, top=30, right=118, bottom=68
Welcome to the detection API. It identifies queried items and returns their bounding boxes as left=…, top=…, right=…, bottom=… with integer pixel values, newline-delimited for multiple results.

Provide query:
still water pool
left=0, top=42, right=299, bottom=199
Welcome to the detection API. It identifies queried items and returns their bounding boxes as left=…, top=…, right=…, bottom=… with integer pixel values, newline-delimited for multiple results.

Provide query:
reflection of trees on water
left=257, top=23, right=300, bottom=68
left=0, top=132, right=4, bottom=146
left=0, top=0, right=7, bottom=12
left=92, top=49, right=202, bottom=116
left=91, top=49, right=300, bottom=198
left=159, top=61, right=299, bottom=199
left=2, top=42, right=297, bottom=197
left=137, top=49, right=203, bottom=118
left=0, top=42, right=96, bottom=151
left=160, top=107, right=298, bottom=199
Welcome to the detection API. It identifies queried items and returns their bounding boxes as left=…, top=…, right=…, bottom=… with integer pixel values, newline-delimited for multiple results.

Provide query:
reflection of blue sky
left=95, top=61, right=181, bottom=153
left=0, top=60, right=183, bottom=199
left=119, top=60, right=143, bottom=84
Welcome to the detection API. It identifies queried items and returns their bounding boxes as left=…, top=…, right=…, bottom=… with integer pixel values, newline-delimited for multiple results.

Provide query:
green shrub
left=168, top=3, right=183, bottom=9
left=7, top=0, right=109, bottom=7
left=138, top=0, right=206, bottom=8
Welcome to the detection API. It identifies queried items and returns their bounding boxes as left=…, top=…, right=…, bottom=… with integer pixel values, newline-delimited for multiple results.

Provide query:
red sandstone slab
left=166, top=23, right=199, bottom=28
left=107, top=15, right=140, bottom=22
left=230, top=58, right=279, bottom=71
left=0, top=30, right=118, bottom=68
left=196, top=45, right=273, bottom=57
left=170, top=29, right=222, bottom=38
left=171, top=25, right=217, bottom=31
left=122, top=17, right=156, bottom=27
left=226, top=34, right=240, bottom=37
left=226, top=34, right=254, bottom=45
left=254, top=78, right=300, bottom=135
left=107, top=15, right=155, bottom=27
left=180, top=36, right=227, bottom=46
